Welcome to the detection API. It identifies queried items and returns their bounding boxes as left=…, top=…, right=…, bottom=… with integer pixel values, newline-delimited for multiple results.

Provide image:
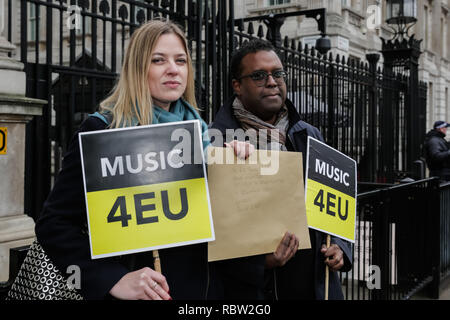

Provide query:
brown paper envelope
left=207, top=147, right=311, bottom=262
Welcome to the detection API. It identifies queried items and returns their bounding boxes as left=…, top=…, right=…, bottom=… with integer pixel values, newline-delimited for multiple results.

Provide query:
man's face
left=439, top=127, right=448, bottom=136
left=232, top=50, right=287, bottom=124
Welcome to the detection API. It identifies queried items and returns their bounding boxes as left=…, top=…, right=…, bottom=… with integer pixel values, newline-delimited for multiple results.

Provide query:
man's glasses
left=237, top=70, right=288, bottom=87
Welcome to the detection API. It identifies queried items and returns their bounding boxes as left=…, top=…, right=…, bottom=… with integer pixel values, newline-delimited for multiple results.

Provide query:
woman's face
left=148, top=33, right=188, bottom=110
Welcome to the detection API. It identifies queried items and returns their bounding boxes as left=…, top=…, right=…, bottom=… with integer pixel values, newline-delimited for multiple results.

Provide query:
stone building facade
left=2, top=0, right=450, bottom=130
left=237, top=0, right=450, bottom=130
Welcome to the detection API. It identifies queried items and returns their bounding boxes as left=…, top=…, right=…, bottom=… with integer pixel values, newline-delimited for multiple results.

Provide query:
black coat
left=424, top=129, right=450, bottom=180
left=208, top=97, right=352, bottom=300
left=35, top=116, right=209, bottom=300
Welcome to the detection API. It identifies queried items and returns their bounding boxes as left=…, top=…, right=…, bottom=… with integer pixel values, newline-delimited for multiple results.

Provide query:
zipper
left=205, top=257, right=210, bottom=299
left=287, top=131, right=297, bottom=152
left=273, top=268, right=279, bottom=300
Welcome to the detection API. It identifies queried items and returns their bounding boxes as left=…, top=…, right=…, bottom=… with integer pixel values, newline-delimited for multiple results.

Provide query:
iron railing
left=7, top=1, right=427, bottom=222
left=340, top=178, right=450, bottom=300
left=2, top=177, right=448, bottom=300
left=228, top=13, right=427, bottom=185
left=8, top=0, right=208, bottom=220
left=438, top=182, right=450, bottom=291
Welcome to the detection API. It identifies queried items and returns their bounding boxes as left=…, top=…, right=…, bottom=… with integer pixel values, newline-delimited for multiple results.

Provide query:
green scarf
left=152, top=99, right=210, bottom=151
left=95, top=99, right=210, bottom=151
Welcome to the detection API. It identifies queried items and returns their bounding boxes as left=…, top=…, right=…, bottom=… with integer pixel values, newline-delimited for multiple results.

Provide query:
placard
left=79, top=120, right=214, bottom=259
left=305, top=137, right=357, bottom=242
left=207, top=147, right=311, bottom=262
left=0, top=127, right=7, bottom=154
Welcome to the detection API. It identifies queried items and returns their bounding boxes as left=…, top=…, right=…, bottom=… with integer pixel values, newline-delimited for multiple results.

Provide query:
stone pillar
left=0, top=0, right=46, bottom=282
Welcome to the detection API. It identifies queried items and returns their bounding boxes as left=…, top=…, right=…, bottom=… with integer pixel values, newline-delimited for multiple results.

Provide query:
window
left=446, top=87, right=449, bottom=122
left=268, top=0, right=291, bottom=5
left=29, top=3, right=40, bottom=42
left=63, top=4, right=92, bottom=36
left=442, top=15, right=447, bottom=58
left=75, top=11, right=92, bottom=36
left=428, top=82, right=434, bottom=129
left=424, top=5, right=430, bottom=49
left=351, top=0, right=362, bottom=12
left=134, top=0, right=147, bottom=23
left=349, top=55, right=361, bottom=64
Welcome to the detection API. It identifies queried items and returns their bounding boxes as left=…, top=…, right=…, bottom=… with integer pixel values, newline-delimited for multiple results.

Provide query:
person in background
left=424, top=120, right=450, bottom=182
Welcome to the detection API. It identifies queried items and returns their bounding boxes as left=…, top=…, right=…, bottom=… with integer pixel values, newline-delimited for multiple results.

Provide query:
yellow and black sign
left=79, top=120, right=214, bottom=259
left=305, top=137, right=356, bottom=243
left=0, top=127, right=7, bottom=155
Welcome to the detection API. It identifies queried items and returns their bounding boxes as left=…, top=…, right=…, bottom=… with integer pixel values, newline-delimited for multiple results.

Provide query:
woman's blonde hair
left=100, top=19, right=197, bottom=128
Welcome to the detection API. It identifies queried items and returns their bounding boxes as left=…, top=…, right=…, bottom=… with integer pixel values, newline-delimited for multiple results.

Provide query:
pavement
left=411, top=278, right=450, bottom=300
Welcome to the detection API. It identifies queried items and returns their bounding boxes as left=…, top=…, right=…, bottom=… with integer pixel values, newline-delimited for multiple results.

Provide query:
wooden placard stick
left=153, top=250, right=161, bottom=273
left=324, top=234, right=331, bottom=300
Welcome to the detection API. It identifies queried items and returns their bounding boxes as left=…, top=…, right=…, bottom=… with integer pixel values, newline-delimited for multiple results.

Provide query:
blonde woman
left=99, top=19, right=202, bottom=131
left=35, top=20, right=250, bottom=300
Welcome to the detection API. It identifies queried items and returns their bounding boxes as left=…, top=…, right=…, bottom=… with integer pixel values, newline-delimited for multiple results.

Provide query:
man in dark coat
left=208, top=39, right=352, bottom=300
left=424, top=120, right=450, bottom=182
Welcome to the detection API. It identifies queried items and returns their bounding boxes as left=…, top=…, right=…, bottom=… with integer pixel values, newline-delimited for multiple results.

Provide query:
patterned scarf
left=232, top=97, right=289, bottom=151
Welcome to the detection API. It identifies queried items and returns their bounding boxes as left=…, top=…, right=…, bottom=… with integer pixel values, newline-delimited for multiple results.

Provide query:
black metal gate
left=12, top=0, right=211, bottom=220
left=7, top=0, right=426, bottom=221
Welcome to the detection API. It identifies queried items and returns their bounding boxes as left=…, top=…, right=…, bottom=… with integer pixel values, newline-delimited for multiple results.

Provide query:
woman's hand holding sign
left=109, top=267, right=171, bottom=300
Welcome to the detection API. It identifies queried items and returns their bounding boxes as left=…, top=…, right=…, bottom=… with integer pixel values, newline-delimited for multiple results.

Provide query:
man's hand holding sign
left=305, top=137, right=357, bottom=299
left=265, top=231, right=300, bottom=268
left=321, top=243, right=345, bottom=272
